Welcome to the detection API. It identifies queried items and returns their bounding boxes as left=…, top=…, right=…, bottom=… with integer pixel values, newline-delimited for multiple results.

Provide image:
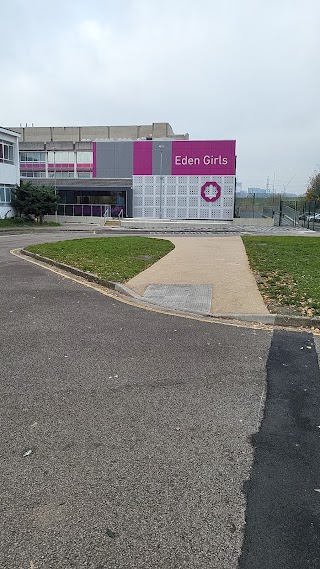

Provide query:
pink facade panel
left=19, top=162, right=46, bottom=169
left=133, top=141, right=153, bottom=175
left=92, top=141, right=97, bottom=177
left=171, top=141, right=236, bottom=176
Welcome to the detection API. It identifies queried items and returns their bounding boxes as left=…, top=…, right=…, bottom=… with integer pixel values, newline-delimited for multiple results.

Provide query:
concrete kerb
left=21, top=249, right=118, bottom=292
left=20, top=249, right=143, bottom=300
left=18, top=248, right=320, bottom=330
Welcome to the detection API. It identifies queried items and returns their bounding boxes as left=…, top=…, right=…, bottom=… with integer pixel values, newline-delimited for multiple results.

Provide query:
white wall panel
left=132, top=175, right=235, bottom=219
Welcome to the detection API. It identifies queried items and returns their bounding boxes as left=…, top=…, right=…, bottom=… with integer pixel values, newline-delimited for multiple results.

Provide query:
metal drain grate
left=143, top=284, right=212, bottom=312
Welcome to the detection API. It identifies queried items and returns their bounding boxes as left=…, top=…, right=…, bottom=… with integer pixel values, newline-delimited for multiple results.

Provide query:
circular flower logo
left=201, top=181, right=221, bottom=202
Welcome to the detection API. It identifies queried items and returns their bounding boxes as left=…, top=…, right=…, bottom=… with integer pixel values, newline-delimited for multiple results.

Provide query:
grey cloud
left=1, top=0, right=320, bottom=193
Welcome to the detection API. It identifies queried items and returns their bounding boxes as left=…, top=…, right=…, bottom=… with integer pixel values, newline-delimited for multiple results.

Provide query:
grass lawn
left=242, top=236, right=320, bottom=316
left=0, top=219, right=60, bottom=227
left=26, top=237, right=174, bottom=282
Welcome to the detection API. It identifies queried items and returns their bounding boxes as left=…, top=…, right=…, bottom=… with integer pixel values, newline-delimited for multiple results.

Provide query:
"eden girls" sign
left=171, top=140, right=236, bottom=176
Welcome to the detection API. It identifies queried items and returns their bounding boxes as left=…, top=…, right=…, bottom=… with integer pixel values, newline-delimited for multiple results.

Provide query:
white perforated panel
left=212, top=209, right=222, bottom=219
left=145, top=196, right=155, bottom=207
left=177, top=197, right=188, bottom=207
left=189, top=197, right=199, bottom=207
left=132, top=175, right=235, bottom=220
left=223, top=197, right=233, bottom=207
left=167, top=196, right=176, bottom=207
left=144, top=207, right=155, bottom=217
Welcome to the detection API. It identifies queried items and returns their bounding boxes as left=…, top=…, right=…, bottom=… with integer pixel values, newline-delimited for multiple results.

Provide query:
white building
left=0, top=127, right=20, bottom=218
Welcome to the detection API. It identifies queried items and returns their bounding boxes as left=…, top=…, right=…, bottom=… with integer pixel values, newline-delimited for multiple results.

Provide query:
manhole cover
left=143, top=284, right=212, bottom=312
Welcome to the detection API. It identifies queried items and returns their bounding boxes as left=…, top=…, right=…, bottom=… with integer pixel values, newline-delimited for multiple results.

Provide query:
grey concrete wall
left=152, top=141, right=172, bottom=175
left=109, top=125, right=138, bottom=139
left=45, top=215, right=105, bottom=225
left=50, top=127, right=81, bottom=142
left=96, top=141, right=133, bottom=178
left=114, top=141, right=134, bottom=178
left=81, top=126, right=110, bottom=140
left=152, top=123, right=169, bottom=138
left=232, top=217, right=274, bottom=226
left=7, top=123, right=189, bottom=143
left=95, top=142, right=115, bottom=178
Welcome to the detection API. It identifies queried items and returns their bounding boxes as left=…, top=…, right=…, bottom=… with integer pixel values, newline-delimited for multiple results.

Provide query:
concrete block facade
left=8, top=123, right=188, bottom=143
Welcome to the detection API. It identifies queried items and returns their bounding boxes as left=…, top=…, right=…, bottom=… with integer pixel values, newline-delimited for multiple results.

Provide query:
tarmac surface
left=1, top=231, right=271, bottom=569
left=239, top=330, right=320, bottom=569
left=1, top=228, right=320, bottom=568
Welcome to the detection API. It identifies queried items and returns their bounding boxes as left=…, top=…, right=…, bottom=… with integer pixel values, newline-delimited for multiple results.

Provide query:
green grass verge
left=242, top=236, right=320, bottom=316
left=26, top=237, right=175, bottom=282
left=0, top=219, right=60, bottom=227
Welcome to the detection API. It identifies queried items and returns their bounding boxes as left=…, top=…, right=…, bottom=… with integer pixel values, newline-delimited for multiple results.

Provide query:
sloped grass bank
left=242, top=236, right=320, bottom=316
left=26, top=236, right=174, bottom=282
left=0, top=218, right=59, bottom=227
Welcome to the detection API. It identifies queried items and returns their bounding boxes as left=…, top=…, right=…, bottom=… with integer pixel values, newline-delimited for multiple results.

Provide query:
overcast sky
left=2, top=0, right=319, bottom=194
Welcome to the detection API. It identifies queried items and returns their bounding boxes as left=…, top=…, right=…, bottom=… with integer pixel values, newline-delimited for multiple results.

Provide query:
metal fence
left=297, top=201, right=320, bottom=230
left=235, top=196, right=320, bottom=230
left=262, top=199, right=320, bottom=229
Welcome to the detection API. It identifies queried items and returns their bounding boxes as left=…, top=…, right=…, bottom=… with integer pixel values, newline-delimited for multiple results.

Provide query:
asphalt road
left=240, top=330, right=320, bottom=568
left=1, top=231, right=320, bottom=569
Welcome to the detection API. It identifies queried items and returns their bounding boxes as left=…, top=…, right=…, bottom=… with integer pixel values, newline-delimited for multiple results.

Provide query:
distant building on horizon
left=235, top=181, right=247, bottom=197
left=247, top=187, right=271, bottom=197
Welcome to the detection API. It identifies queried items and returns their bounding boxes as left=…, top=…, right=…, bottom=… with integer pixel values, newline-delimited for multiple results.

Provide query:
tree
left=305, top=171, right=320, bottom=203
left=11, top=181, right=58, bottom=223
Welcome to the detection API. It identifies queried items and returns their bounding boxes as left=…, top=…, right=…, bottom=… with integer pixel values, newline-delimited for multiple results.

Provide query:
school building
left=6, top=123, right=236, bottom=220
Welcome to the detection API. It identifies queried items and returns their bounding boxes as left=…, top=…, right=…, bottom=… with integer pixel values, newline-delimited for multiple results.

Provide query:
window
left=48, top=151, right=75, bottom=164
left=77, top=172, right=92, bottom=178
left=20, top=152, right=46, bottom=162
left=6, top=186, right=12, bottom=202
left=0, top=140, right=14, bottom=164
left=21, top=171, right=46, bottom=178
left=0, top=185, right=14, bottom=203
left=76, top=151, right=92, bottom=164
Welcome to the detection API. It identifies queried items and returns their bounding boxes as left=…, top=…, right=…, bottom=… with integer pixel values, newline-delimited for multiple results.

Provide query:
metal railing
left=265, top=201, right=301, bottom=227
left=57, top=204, right=125, bottom=217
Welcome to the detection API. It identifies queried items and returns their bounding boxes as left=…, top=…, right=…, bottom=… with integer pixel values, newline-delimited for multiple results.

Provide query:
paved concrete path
left=127, top=236, right=269, bottom=315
